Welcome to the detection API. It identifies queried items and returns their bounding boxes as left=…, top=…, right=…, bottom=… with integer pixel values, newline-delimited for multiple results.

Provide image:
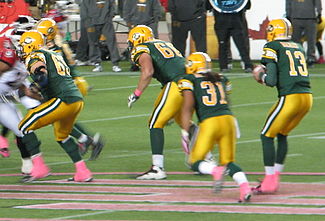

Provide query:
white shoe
left=92, top=64, right=103, bottom=72
left=136, top=165, right=167, bottom=180
left=75, top=60, right=90, bottom=66
left=112, top=65, right=122, bottom=72
left=21, top=157, right=32, bottom=175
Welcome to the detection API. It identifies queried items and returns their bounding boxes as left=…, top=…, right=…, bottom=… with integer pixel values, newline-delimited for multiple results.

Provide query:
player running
left=17, top=30, right=93, bottom=182
left=178, top=52, right=252, bottom=203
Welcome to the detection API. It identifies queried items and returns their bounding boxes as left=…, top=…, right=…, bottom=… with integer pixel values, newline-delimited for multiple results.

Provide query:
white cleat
left=136, top=165, right=167, bottom=180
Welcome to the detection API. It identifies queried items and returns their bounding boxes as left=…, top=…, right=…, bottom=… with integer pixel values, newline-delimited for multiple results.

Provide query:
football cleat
left=239, top=182, right=252, bottom=203
left=212, top=166, right=226, bottom=193
left=0, top=148, right=10, bottom=158
left=251, top=174, right=277, bottom=194
left=78, top=135, right=94, bottom=156
left=22, top=154, right=50, bottom=182
left=89, top=133, right=105, bottom=161
left=69, top=160, right=93, bottom=182
left=0, top=135, right=9, bottom=148
left=136, top=165, right=167, bottom=180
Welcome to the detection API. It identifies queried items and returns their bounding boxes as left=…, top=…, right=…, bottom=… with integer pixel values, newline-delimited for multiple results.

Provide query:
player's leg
left=137, top=82, right=182, bottom=180
left=218, top=115, right=251, bottom=202
left=54, top=100, right=92, bottom=182
left=70, top=123, right=104, bottom=160
left=274, top=93, right=313, bottom=186
left=19, top=98, right=70, bottom=182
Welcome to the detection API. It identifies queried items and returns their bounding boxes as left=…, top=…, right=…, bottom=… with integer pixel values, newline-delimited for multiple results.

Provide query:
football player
left=252, top=18, right=312, bottom=193
left=0, top=36, right=41, bottom=175
left=36, top=18, right=104, bottom=160
left=0, top=15, right=39, bottom=155
left=127, top=25, right=196, bottom=180
left=178, top=52, right=252, bottom=203
left=17, top=30, right=93, bottom=182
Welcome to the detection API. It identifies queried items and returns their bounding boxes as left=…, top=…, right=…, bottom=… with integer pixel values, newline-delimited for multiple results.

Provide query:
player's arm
left=181, top=90, right=195, bottom=132
left=29, top=61, right=49, bottom=89
left=128, top=53, right=154, bottom=108
left=136, top=53, right=154, bottom=93
left=18, top=84, right=43, bottom=101
left=263, top=63, right=278, bottom=87
left=253, top=62, right=277, bottom=87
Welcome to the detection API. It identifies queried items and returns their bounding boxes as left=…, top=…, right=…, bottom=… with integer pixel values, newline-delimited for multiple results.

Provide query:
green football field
left=1, top=61, right=325, bottom=221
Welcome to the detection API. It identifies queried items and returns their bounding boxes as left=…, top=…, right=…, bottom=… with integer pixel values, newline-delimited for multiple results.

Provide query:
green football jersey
left=261, top=40, right=311, bottom=96
left=131, top=40, right=186, bottom=85
left=178, top=74, right=233, bottom=122
left=48, top=44, right=80, bottom=78
left=25, top=49, right=82, bottom=103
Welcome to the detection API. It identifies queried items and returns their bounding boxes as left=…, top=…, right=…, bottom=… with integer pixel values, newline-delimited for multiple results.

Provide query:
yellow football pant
left=189, top=115, right=237, bottom=166
left=262, top=93, right=313, bottom=138
left=19, top=98, right=84, bottom=141
left=149, top=82, right=183, bottom=128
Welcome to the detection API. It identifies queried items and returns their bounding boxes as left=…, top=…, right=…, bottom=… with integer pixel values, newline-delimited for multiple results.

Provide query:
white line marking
left=53, top=210, right=113, bottom=220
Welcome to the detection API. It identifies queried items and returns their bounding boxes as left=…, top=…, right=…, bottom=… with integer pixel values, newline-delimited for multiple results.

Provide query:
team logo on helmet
left=132, top=33, right=142, bottom=41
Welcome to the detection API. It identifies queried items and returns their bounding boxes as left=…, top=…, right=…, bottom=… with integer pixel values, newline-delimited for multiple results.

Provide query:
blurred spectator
left=123, top=0, right=162, bottom=38
left=75, top=0, right=91, bottom=66
left=168, top=0, right=207, bottom=56
left=209, top=0, right=253, bottom=72
left=301, top=16, right=325, bottom=64
left=316, top=16, right=325, bottom=64
left=226, top=0, right=251, bottom=70
left=81, top=0, right=122, bottom=72
left=286, top=0, right=322, bottom=67
left=123, top=0, right=162, bottom=71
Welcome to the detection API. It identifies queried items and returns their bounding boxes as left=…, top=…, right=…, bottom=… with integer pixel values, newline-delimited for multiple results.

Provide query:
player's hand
left=252, top=65, right=266, bottom=84
left=181, top=129, right=190, bottom=154
left=127, top=93, right=140, bottom=108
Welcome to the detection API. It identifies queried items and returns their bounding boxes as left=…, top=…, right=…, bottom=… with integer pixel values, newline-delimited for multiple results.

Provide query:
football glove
left=252, top=65, right=266, bottom=84
left=128, top=93, right=140, bottom=108
left=181, top=129, right=190, bottom=154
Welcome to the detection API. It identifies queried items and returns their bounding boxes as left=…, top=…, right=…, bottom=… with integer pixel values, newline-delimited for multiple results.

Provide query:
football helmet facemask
left=266, top=18, right=292, bottom=42
left=18, top=30, right=44, bottom=58
left=127, top=25, right=154, bottom=49
left=36, top=18, right=58, bottom=42
left=186, top=52, right=212, bottom=74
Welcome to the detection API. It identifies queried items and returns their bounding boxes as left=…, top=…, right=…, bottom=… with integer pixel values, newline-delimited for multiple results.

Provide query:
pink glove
left=181, top=129, right=190, bottom=154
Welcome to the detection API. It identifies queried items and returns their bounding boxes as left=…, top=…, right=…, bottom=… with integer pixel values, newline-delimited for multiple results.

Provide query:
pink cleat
left=0, top=148, right=10, bottom=158
left=71, top=160, right=93, bottom=182
left=274, top=171, right=280, bottom=191
left=22, top=154, right=50, bottom=182
left=239, top=182, right=252, bottom=203
left=212, top=166, right=226, bottom=193
left=252, top=174, right=277, bottom=194
left=0, top=136, right=9, bottom=158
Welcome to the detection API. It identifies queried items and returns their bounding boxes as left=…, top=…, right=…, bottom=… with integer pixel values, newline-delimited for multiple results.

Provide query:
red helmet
left=44, top=9, right=67, bottom=23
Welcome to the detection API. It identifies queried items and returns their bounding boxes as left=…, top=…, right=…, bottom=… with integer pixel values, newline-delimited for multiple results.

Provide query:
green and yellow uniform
left=178, top=74, right=237, bottom=165
left=49, top=43, right=89, bottom=96
left=131, top=40, right=185, bottom=128
left=260, top=40, right=313, bottom=138
left=19, top=49, right=84, bottom=142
